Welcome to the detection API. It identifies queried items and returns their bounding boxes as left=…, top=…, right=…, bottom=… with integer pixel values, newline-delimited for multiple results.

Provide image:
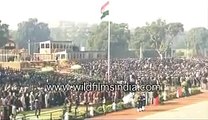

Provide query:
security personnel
left=62, top=98, right=68, bottom=119
left=102, top=97, right=106, bottom=114
left=141, top=93, right=146, bottom=111
left=137, top=93, right=142, bottom=112
left=75, top=96, right=79, bottom=117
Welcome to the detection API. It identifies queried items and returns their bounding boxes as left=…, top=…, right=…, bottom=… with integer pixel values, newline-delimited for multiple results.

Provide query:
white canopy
left=41, top=66, right=54, bottom=72
left=71, top=64, right=81, bottom=70
left=122, top=92, right=134, bottom=104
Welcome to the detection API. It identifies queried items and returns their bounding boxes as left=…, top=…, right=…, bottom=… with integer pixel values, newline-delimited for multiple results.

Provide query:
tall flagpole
left=107, top=13, right=111, bottom=82
left=101, top=0, right=110, bottom=82
left=106, top=0, right=110, bottom=82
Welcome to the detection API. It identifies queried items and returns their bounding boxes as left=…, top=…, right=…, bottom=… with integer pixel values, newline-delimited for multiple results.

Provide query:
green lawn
left=16, top=106, right=86, bottom=120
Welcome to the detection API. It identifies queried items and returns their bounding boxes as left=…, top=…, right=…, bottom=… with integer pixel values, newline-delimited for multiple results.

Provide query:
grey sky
left=0, top=0, right=207, bottom=30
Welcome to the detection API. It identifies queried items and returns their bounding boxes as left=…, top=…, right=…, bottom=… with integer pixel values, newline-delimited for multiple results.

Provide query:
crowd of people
left=0, top=58, right=207, bottom=119
left=81, top=58, right=208, bottom=87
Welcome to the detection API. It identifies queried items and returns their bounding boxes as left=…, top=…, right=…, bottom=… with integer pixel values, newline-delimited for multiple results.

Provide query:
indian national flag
left=101, top=1, right=109, bottom=19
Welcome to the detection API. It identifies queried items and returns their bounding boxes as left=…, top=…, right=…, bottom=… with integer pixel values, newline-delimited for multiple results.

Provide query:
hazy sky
left=0, top=0, right=208, bottom=30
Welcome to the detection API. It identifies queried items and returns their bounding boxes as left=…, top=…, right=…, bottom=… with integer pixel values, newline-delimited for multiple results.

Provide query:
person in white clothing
left=20, top=94, right=26, bottom=111
left=64, top=111, right=69, bottom=120
left=1, top=97, right=5, bottom=106
left=29, top=92, right=35, bottom=110
left=89, top=103, right=94, bottom=117
left=45, top=93, right=49, bottom=108
left=11, top=104, right=16, bottom=119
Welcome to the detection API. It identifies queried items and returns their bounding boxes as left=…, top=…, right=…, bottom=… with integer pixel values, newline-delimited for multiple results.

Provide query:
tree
left=186, top=27, right=208, bottom=56
left=50, top=22, right=90, bottom=48
left=132, top=27, right=150, bottom=49
left=171, top=32, right=187, bottom=49
left=130, top=27, right=150, bottom=57
left=72, top=23, right=90, bottom=47
left=145, top=19, right=184, bottom=58
left=10, top=30, right=17, bottom=41
left=50, top=27, right=65, bottom=41
left=165, top=23, right=184, bottom=57
left=166, top=23, right=184, bottom=41
left=145, top=19, right=167, bottom=58
left=87, top=24, right=99, bottom=50
left=111, top=23, right=130, bottom=43
left=87, top=22, right=130, bottom=51
left=130, top=19, right=184, bottom=58
left=16, top=18, right=50, bottom=50
left=0, top=20, right=9, bottom=48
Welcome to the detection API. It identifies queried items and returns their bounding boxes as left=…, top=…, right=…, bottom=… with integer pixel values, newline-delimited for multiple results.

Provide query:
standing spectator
left=141, top=93, right=146, bottom=111
left=17, top=97, right=23, bottom=112
left=136, top=93, right=142, bottom=112
left=202, top=77, right=207, bottom=90
left=75, top=96, right=79, bottom=117
left=102, top=97, right=106, bottom=115
left=25, top=93, right=30, bottom=111
left=182, top=80, right=188, bottom=97
left=68, top=97, right=72, bottom=112
left=34, top=96, right=41, bottom=117
left=62, top=98, right=67, bottom=119
left=45, top=92, right=49, bottom=108
left=20, top=93, right=26, bottom=111
left=2, top=105, right=9, bottom=120
left=29, top=92, right=35, bottom=110
left=11, top=101, right=16, bottom=120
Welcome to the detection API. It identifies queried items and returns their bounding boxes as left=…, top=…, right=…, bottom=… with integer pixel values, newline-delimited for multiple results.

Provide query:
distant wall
left=0, top=62, right=21, bottom=70
left=173, top=49, right=193, bottom=58
left=0, top=62, right=34, bottom=70
left=128, top=49, right=159, bottom=58
left=34, top=53, right=54, bottom=61
left=110, top=42, right=129, bottom=58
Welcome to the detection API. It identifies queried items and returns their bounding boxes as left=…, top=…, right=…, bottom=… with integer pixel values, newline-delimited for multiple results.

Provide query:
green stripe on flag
left=101, top=10, right=109, bottom=19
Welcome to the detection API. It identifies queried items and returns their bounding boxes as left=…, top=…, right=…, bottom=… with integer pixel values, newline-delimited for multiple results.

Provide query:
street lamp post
left=4, top=47, right=6, bottom=62
left=139, top=43, right=143, bottom=59
left=28, top=39, right=31, bottom=57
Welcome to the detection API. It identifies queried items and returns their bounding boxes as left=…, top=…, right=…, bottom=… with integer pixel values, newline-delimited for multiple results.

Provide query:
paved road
left=90, top=91, right=208, bottom=120
left=139, top=101, right=208, bottom=120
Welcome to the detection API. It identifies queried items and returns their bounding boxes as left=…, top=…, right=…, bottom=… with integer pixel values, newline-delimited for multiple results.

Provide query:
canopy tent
left=41, top=66, right=54, bottom=72
left=122, top=92, right=134, bottom=104
left=71, top=64, right=81, bottom=70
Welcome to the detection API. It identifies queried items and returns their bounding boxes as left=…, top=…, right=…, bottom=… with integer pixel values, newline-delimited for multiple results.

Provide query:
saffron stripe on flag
left=101, top=1, right=109, bottom=13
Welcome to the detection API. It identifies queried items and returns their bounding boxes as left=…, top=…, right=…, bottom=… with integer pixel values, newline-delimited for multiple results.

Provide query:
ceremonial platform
left=0, top=61, right=56, bottom=70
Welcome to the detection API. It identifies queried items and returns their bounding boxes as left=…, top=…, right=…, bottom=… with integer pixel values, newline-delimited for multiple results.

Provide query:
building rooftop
left=40, top=40, right=72, bottom=43
left=52, top=40, right=72, bottom=43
